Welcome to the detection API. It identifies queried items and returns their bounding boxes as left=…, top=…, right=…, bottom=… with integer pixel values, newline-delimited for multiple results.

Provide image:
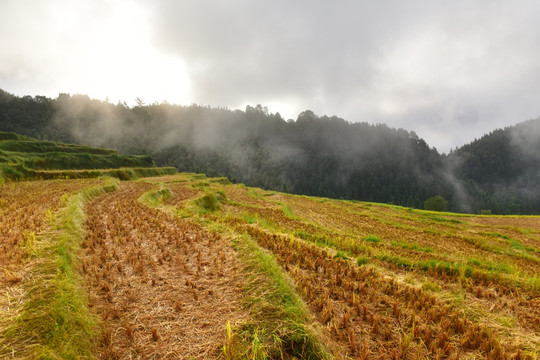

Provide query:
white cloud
left=0, top=0, right=191, bottom=105
left=2, top=0, right=540, bottom=151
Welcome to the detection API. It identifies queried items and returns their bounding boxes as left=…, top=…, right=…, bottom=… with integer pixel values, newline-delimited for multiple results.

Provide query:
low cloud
left=151, top=0, right=540, bottom=152
left=2, top=1, right=540, bottom=152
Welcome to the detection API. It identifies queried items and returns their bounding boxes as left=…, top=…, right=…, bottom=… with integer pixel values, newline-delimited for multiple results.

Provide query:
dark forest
left=1, top=89, right=539, bottom=214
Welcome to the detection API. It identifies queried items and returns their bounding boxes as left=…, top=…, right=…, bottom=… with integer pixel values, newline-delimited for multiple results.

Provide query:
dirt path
left=81, top=182, right=248, bottom=359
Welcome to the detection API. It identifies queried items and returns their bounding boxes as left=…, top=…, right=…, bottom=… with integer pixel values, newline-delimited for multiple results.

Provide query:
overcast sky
left=1, top=0, right=540, bottom=152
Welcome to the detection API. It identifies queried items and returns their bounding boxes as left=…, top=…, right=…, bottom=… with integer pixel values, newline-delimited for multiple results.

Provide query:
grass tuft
left=282, top=204, right=295, bottom=218
left=333, top=251, right=349, bottom=260
left=357, top=256, right=370, bottom=266
left=139, top=187, right=173, bottom=206
left=194, top=190, right=226, bottom=213
left=364, top=235, right=381, bottom=243
left=391, top=241, right=433, bottom=253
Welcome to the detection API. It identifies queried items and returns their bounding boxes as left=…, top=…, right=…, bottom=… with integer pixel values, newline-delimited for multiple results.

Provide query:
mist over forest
left=1, top=89, right=539, bottom=214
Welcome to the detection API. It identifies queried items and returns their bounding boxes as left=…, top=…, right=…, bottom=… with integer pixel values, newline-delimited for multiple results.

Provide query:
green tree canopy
left=424, top=195, right=448, bottom=212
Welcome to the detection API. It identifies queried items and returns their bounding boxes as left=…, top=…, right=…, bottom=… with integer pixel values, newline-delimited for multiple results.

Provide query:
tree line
left=1, top=89, right=538, bottom=214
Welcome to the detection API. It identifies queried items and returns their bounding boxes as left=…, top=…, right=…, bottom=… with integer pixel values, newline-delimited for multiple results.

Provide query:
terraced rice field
left=1, top=174, right=538, bottom=359
left=81, top=182, right=247, bottom=358
left=160, top=174, right=539, bottom=359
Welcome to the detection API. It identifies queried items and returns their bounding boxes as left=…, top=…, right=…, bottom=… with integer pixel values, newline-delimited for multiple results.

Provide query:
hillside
left=0, top=173, right=538, bottom=359
left=0, top=91, right=450, bottom=209
left=1, top=89, right=540, bottom=214
left=0, top=131, right=175, bottom=180
left=448, top=119, right=540, bottom=214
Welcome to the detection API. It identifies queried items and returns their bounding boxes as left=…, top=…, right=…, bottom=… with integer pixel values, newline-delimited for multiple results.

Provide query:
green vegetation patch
left=228, top=233, right=332, bottom=359
left=34, top=167, right=176, bottom=181
left=0, top=131, right=34, bottom=141
left=364, top=235, right=381, bottom=243
left=2, top=150, right=153, bottom=171
left=0, top=139, right=117, bottom=155
left=421, top=279, right=441, bottom=292
left=488, top=232, right=539, bottom=256
left=194, top=190, right=227, bottom=213
left=247, top=189, right=263, bottom=199
left=356, top=256, right=370, bottom=266
left=416, top=259, right=464, bottom=276
left=424, top=195, right=448, bottom=212
left=467, top=258, right=514, bottom=274
left=243, top=214, right=258, bottom=224
left=282, top=204, right=295, bottom=218
left=189, top=173, right=207, bottom=181
left=209, top=177, right=231, bottom=185
left=294, top=231, right=335, bottom=248
left=0, top=131, right=172, bottom=182
left=333, top=251, right=349, bottom=260
left=139, top=187, right=173, bottom=206
left=423, top=214, right=463, bottom=224
left=391, top=241, right=433, bottom=253
left=379, top=253, right=413, bottom=269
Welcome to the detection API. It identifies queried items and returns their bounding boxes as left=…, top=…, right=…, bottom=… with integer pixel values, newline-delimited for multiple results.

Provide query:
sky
left=1, top=0, right=540, bottom=153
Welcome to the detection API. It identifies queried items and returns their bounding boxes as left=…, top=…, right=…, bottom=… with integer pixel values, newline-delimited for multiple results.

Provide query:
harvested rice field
left=0, top=174, right=538, bottom=359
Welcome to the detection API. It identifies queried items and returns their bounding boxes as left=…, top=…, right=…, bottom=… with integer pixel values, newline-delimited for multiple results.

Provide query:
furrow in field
left=81, top=182, right=248, bottom=359
left=243, top=225, right=520, bottom=359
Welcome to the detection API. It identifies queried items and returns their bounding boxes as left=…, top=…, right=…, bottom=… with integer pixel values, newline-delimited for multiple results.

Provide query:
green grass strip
left=229, top=232, right=332, bottom=359
left=2, top=179, right=118, bottom=359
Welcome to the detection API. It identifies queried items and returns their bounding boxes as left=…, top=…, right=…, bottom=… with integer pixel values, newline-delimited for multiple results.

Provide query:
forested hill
left=1, top=88, right=539, bottom=214
left=448, top=119, right=540, bottom=214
